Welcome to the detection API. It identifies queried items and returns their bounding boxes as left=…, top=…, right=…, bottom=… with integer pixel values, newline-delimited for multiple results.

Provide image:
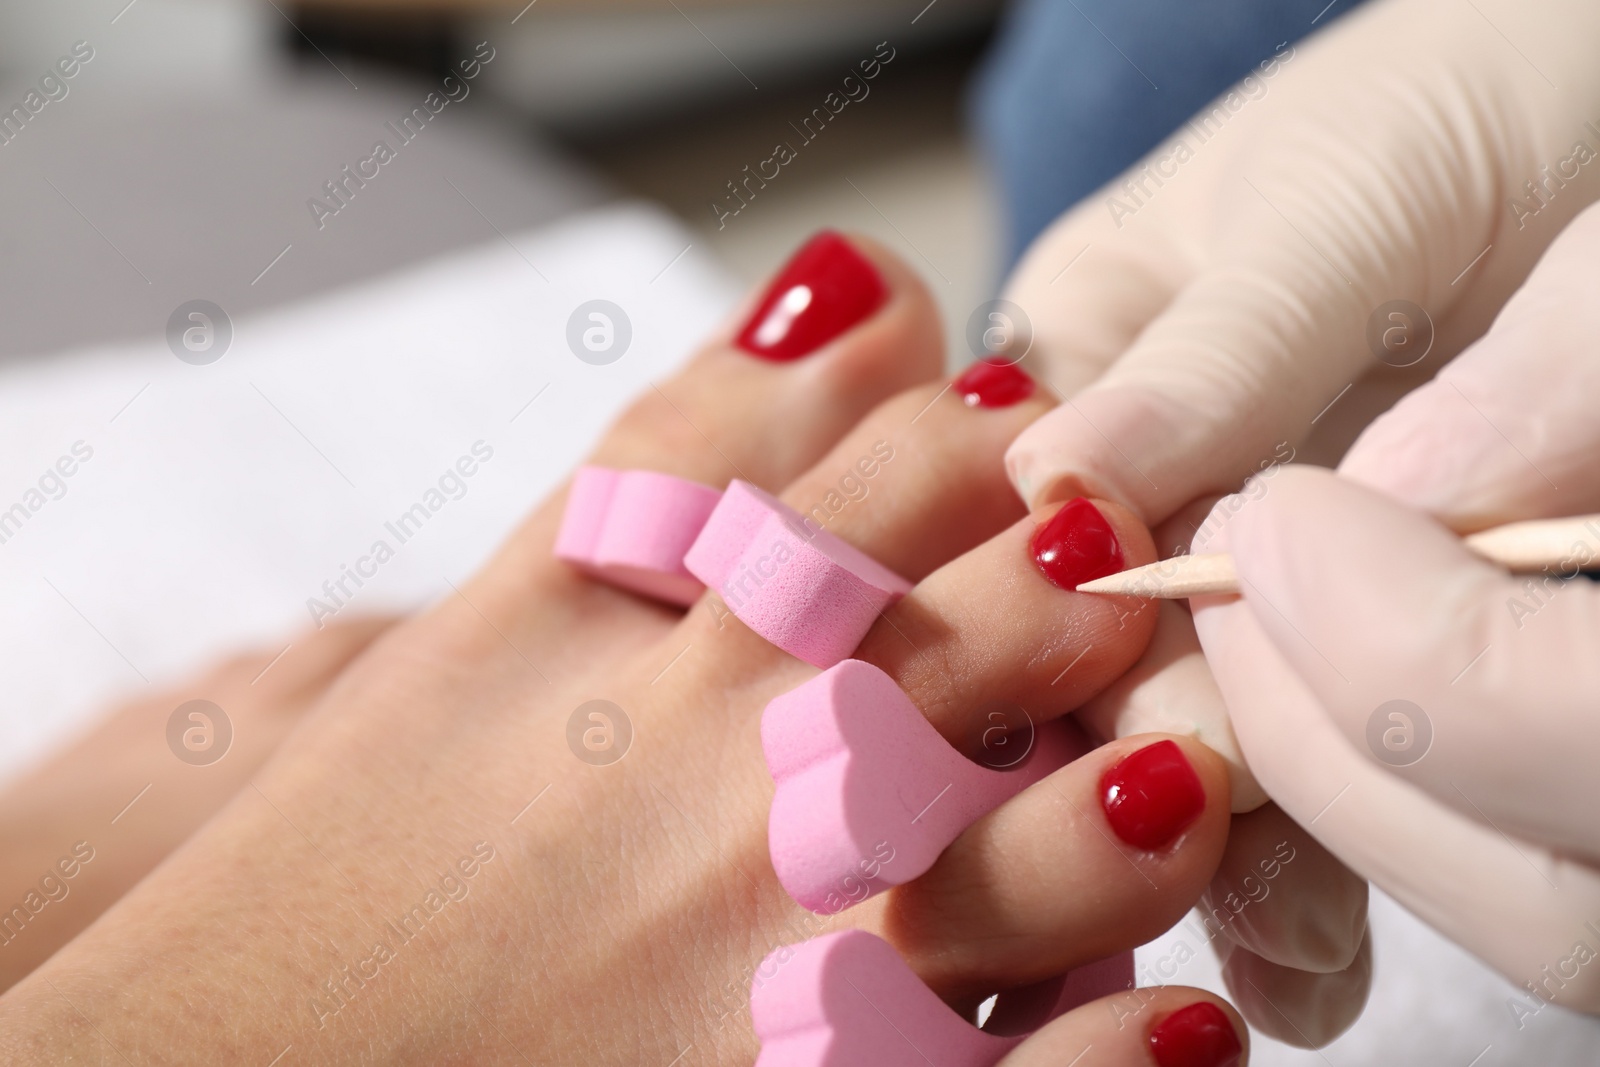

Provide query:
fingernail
left=1030, top=497, right=1123, bottom=590
left=954, top=359, right=1035, bottom=408
left=1149, top=1002, right=1242, bottom=1067
left=735, top=231, right=888, bottom=361
left=1100, top=740, right=1205, bottom=851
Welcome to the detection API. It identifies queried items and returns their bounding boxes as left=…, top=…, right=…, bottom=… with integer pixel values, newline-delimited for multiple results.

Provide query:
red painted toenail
left=735, top=231, right=888, bottom=361
left=1100, top=740, right=1206, bottom=851
left=953, top=359, right=1035, bottom=408
left=1148, top=1002, right=1242, bottom=1067
left=1030, top=497, right=1123, bottom=591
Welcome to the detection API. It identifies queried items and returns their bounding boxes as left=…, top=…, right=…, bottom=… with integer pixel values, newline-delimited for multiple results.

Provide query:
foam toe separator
left=763, top=659, right=1088, bottom=914
left=684, top=481, right=911, bottom=667
left=554, top=466, right=722, bottom=607
left=751, top=931, right=1133, bottom=1066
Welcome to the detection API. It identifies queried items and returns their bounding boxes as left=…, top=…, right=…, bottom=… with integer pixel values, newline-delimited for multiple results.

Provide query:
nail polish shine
left=1149, top=1002, right=1242, bottom=1067
left=1100, top=740, right=1205, bottom=851
left=735, top=231, right=888, bottom=361
left=953, top=359, right=1035, bottom=408
left=1030, top=497, right=1123, bottom=591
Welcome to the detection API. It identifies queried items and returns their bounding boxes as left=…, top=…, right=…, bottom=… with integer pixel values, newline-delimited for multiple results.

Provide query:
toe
left=710, top=400, right=1169, bottom=924
left=459, top=232, right=946, bottom=681
left=693, top=375, right=1157, bottom=707
left=768, top=359, right=1056, bottom=585
left=998, top=989, right=1248, bottom=1067
left=591, top=231, right=943, bottom=490
left=675, top=351, right=1065, bottom=682
left=854, top=498, right=1159, bottom=753
left=884, top=733, right=1233, bottom=1002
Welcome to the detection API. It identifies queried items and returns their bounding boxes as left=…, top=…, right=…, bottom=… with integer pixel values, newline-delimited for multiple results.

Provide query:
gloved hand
left=995, top=0, right=1600, bottom=1037
left=1193, top=199, right=1600, bottom=1014
left=1004, top=0, right=1600, bottom=791
left=1005, top=0, right=1600, bottom=517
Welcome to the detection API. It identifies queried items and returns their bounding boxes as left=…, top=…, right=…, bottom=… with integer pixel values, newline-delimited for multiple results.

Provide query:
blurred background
left=2, top=3, right=1597, bottom=1064
left=0, top=0, right=1001, bottom=359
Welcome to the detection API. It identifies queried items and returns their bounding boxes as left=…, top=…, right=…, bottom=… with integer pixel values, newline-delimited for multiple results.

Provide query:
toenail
left=735, top=231, right=888, bottom=361
left=1148, top=1002, right=1243, bottom=1067
left=1030, top=497, right=1123, bottom=591
left=953, top=358, right=1035, bottom=408
left=1100, top=740, right=1206, bottom=851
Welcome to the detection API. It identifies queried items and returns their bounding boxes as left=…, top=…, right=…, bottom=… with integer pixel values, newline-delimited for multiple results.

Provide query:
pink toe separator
left=683, top=481, right=912, bottom=668
left=554, top=466, right=723, bottom=607
left=751, top=930, right=1133, bottom=1067
left=763, top=659, right=1089, bottom=914
left=980, top=953, right=1135, bottom=1036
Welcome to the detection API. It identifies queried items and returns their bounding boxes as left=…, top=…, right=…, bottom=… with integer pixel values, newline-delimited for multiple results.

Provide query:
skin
left=997, top=987, right=1249, bottom=1067
left=0, top=237, right=1248, bottom=1064
left=0, top=615, right=394, bottom=993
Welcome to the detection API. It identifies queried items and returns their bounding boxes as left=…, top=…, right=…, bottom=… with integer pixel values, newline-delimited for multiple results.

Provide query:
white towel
left=0, top=201, right=736, bottom=777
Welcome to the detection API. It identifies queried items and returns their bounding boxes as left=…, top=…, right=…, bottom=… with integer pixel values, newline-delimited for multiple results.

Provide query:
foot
left=0, top=233, right=1318, bottom=1063
left=0, top=615, right=393, bottom=992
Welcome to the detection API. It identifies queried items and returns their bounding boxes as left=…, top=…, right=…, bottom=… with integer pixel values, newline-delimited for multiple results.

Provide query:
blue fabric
left=971, top=0, right=1372, bottom=269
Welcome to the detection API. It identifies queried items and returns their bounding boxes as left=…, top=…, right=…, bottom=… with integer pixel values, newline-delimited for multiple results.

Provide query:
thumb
left=1220, top=465, right=1600, bottom=859
left=1193, top=467, right=1600, bottom=1007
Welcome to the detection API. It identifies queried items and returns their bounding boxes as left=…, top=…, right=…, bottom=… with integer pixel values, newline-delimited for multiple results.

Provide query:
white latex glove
left=995, top=0, right=1600, bottom=1036
left=1193, top=199, right=1600, bottom=1013
left=1003, top=0, right=1600, bottom=801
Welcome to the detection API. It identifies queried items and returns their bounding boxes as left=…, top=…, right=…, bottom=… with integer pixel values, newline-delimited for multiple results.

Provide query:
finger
left=1000, top=14, right=1600, bottom=523
left=1217, top=928, right=1371, bottom=1048
left=1215, top=465, right=1600, bottom=857
left=1200, top=803, right=1367, bottom=975
left=883, top=734, right=1232, bottom=1003
left=1000, top=203, right=1194, bottom=398
left=1005, top=219, right=1371, bottom=521
left=998, top=986, right=1248, bottom=1067
left=1340, top=201, right=1600, bottom=527
left=1192, top=524, right=1600, bottom=1011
